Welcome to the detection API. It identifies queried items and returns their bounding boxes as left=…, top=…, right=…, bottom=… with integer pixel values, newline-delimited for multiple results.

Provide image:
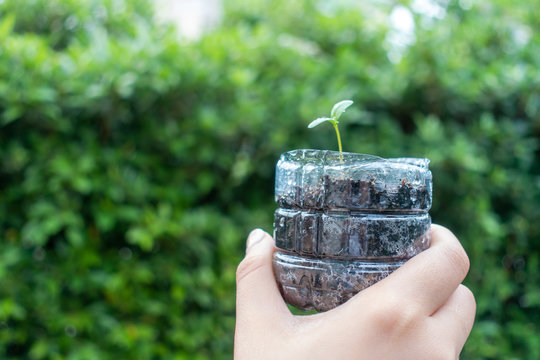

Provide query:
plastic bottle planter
left=272, top=150, right=432, bottom=312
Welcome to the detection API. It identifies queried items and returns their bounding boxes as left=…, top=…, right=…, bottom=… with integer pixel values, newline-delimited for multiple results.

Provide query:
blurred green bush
left=0, top=0, right=538, bottom=358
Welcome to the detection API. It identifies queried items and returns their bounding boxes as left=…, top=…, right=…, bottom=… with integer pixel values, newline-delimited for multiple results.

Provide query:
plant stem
left=332, top=122, right=343, bottom=153
left=332, top=122, right=344, bottom=163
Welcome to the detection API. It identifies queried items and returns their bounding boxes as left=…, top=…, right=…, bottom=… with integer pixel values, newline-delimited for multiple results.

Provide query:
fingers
left=235, top=229, right=290, bottom=322
left=430, top=284, right=476, bottom=352
left=359, top=224, right=470, bottom=316
left=234, top=229, right=291, bottom=359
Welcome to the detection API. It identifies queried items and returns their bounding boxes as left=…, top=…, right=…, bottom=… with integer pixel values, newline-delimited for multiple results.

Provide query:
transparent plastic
left=274, top=252, right=404, bottom=312
left=275, top=149, right=432, bottom=211
left=272, top=149, right=433, bottom=311
left=274, top=209, right=430, bottom=258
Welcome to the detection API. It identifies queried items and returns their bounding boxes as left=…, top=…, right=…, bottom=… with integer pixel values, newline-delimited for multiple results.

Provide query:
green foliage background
left=0, top=0, right=539, bottom=358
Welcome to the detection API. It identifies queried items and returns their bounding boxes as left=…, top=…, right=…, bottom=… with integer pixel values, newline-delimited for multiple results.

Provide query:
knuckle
left=433, top=225, right=470, bottom=277
left=371, top=296, right=423, bottom=334
left=431, top=224, right=455, bottom=240
left=236, top=254, right=267, bottom=283
left=391, top=306, right=423, bottom=332
left=456, top=285, right=477, bottom=330
left=460, top=284, right=476, bottom=306
left=445, top=243, right=470, bottom=278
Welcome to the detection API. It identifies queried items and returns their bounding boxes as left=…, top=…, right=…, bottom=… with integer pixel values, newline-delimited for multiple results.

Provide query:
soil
left=277, top=175, right=431, bottom=211
left=274, top=209, right=431, bottom=259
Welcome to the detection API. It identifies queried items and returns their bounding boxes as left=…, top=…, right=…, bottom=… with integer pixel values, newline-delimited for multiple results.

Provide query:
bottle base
left=273, top=251, right=405, bottom=312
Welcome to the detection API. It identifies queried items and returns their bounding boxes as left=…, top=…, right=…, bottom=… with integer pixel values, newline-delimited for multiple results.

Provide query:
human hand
left=234, top=225, right=475, bottom=360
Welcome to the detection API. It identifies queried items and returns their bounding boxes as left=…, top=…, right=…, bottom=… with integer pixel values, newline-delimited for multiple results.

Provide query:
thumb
left=235, top=229, right=290, bottom=321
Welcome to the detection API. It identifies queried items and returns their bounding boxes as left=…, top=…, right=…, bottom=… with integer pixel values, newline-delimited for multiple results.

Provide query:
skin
left=234, top=225, right=476, bottom=360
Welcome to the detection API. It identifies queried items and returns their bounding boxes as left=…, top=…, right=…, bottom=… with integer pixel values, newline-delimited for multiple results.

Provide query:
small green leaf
left=330, top=100, right=353, bottom=121
left=307, top=117, right=332, bottom=128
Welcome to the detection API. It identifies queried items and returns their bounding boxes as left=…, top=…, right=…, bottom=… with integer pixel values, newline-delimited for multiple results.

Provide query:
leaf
left=307, top=117, right=332, bottom=128
left=1, top=107, right=22, bottom=126
left=330, top=100, right=353, bottom=121
left=0, top=14, right=15, bottom=38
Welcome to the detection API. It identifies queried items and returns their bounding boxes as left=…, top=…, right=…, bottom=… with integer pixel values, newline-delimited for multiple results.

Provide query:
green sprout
left=307, top=99, right=353, bottom=153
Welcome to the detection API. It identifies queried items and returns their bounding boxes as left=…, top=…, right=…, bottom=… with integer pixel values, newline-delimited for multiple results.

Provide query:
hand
left=234, top=225, right=475, bottom=360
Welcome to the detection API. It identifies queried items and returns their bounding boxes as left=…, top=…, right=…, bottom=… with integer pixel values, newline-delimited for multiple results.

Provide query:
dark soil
left=277, top=175, right=431, bottom=211
left=274, top=208, right=430, bottom=259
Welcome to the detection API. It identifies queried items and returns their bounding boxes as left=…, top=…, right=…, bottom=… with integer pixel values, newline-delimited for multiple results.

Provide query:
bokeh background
left=0, top=0, right=539, bottom=358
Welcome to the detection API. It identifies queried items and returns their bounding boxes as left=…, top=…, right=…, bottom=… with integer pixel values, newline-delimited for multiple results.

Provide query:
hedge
left=0, top=0, right=538, bottom=358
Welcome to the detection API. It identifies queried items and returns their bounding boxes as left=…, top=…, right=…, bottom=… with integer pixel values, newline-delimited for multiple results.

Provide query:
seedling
left=307, top=99, right=353, bottom=153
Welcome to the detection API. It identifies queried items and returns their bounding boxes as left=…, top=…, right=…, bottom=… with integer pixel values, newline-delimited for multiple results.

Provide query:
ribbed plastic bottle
left=272, top=149, right=433, bottom=311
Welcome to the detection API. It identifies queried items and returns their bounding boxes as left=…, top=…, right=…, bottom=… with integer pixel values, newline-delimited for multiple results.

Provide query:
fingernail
left=247, top=229, right=265, bottom=251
